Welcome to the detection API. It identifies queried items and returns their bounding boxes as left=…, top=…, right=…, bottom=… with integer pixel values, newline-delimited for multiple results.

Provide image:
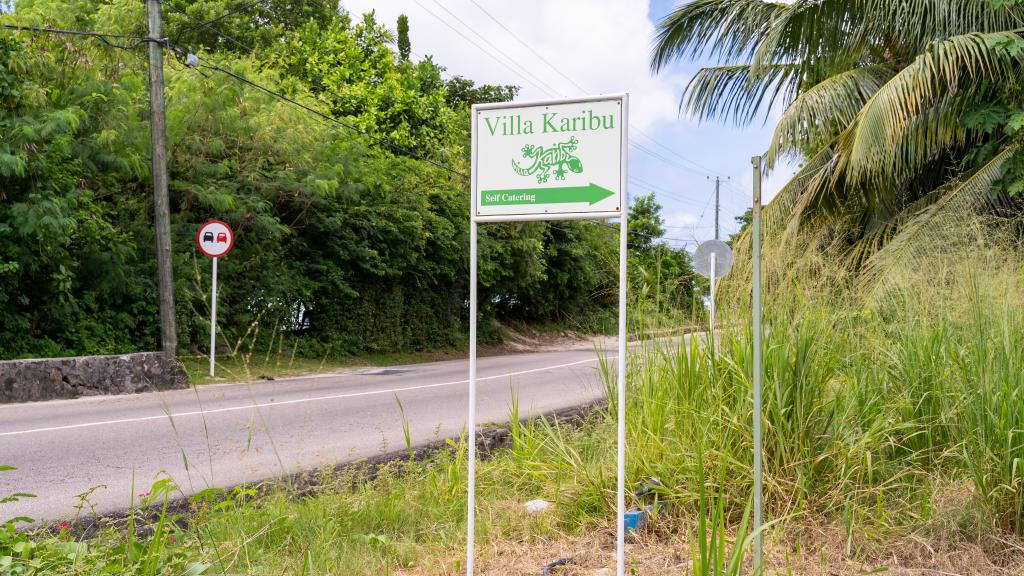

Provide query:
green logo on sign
left=512, top=137, right=583, bottom=183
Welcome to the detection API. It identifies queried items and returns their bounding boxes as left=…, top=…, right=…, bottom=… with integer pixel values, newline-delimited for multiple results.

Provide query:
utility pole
left=708, top=176, right=729, bottom=240
left=147, top=0, right=177, bottom=357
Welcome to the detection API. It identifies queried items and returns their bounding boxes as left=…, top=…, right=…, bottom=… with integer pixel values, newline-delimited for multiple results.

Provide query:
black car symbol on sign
left=203, top=232, right=215, bottom=243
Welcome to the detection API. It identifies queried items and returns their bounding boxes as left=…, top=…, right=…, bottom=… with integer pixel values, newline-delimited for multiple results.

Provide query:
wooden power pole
left=708, top=176, right=729, bottom=241
left=147, top=0, right=177, bottom=356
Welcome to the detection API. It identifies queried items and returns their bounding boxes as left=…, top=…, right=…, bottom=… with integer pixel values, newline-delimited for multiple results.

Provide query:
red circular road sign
left=196, top=220, right=235, bottom=258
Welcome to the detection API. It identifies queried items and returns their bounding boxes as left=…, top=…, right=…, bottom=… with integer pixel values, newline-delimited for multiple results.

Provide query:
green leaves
left=653, top=0, right=1024, bottom=279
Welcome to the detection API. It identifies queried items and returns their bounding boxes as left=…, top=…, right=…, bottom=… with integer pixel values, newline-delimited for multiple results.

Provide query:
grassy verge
left=5, top=256, right=1024, bottom=574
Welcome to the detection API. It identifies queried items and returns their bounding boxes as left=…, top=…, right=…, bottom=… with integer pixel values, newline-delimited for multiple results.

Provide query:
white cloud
left=663, top=210, right=699, bottom=229
left=340, top=0, right=685, bottom=132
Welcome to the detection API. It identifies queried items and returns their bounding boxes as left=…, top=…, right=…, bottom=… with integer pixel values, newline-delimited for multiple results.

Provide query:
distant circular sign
left=196, top=220, right=234, bottom=258
left=694, top=239, right=733, bottom=279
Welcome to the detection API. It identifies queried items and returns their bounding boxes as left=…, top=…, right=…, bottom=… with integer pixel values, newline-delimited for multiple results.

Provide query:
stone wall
left=0, top=353, right=189, bottom=404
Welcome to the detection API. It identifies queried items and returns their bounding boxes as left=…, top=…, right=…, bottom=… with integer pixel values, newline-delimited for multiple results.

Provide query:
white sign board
left=473, top=95, right=626, bottom=221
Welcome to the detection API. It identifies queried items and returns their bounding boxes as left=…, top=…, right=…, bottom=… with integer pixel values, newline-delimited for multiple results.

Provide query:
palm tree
left=651, top=0, right=1024, bottom=290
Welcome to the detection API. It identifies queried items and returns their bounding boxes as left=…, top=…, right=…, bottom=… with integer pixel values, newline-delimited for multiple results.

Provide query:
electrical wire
left=3, top=18, right=709, bottom=249
left=1, top=23, right=151, bottom=49
left=173, top=0, right=267, bottom=37
left=461, top=0, right=728, bottom=179
left=421, top=0, right=562, bottom=97
left=410, top=0, right=558, bottom=98
left=165, top=0, right=254, bottom=53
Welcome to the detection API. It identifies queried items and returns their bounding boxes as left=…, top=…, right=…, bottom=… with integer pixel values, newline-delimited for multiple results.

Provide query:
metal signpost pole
left=209, top=257, right=218, bottom=377
left=616, top=211, right=627, bottom=574
left=751, top=155, right=764, bottom=568
left=466, top=219, right=478, bottom=576
left=709, top=251, right=717, bottom=350
left=616, top=96, right=629, bottom=576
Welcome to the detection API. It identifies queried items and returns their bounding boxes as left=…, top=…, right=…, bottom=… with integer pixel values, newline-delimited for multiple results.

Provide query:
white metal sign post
left=469, top=94, right=629, bottom=575
left=693, top=239, right=734, bottom=353
left=196, top=220, right=234, bottom=377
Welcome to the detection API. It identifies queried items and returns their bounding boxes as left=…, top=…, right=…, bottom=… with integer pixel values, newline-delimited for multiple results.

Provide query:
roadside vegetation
left=5, top=245, right=1024, bottom=574
left=0, top=0, right=698, bottom=362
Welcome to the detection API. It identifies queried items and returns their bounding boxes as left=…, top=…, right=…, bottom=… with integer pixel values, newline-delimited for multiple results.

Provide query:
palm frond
left=682, top=63, right=801, bottom=126
left=866, top=0, right=1021, bottom=52
left=651, top=0, right=785, bottom=71
left=766, top=65, right=894, bottom=168
left=838, top=31, right=1024, bottom=189
left=858, top=145, right=1015, bottom=296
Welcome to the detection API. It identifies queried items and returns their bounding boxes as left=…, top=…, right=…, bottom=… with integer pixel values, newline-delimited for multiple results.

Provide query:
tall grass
left=499, top=247, right=1024, bottom=549
left=9, top=247, right=1024, bottom=575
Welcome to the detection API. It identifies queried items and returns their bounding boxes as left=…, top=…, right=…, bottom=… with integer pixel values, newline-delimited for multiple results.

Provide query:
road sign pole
left=616, top=95, right=629, bottom=576
left=467, top=208, right=479, bottom=574
left=709, top=252, right=717, bottom=352
left=616, top=204, right=628, bottom=576
left=209, top=257, right=218, bottom=377
left=751, top=155, right=764, bottom=568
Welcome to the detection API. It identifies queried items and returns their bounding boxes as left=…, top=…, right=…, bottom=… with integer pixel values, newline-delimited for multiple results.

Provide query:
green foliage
left=396, top=14, right=410, bottom=61
left=0, top=2, right=657, bottom=360
left=267, top=12, right=463, bottom=158
left=0, top=468, right=209, bottom=576
left=443, top=75, right=519, bottom=108
left=652, top=0, right=1024, bottom=279
left=164, top=0, right=338, bottom=54
left=627, top=193, right=698, bottom=317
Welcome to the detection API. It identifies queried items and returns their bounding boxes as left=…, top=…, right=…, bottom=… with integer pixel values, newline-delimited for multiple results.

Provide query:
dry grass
left=393, top=515, right=1024, bottom=576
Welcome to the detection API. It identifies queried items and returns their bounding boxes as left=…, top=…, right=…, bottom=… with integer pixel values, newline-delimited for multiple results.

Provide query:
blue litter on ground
left=623, top=509, right=647, bottom=533
left=624, top=502, right=670, bottom=534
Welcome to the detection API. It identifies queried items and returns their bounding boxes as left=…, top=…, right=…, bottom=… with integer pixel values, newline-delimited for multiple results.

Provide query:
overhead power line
left=465, top=0, right=586, bottom=94
left=165, top=0, right=254, bottom=53
left=1, top=23, right=151, bottom=49
left=460, top=1, right=727, bottom=180
left=174, top=0, right=266, bottom=37
left=420, top=0, right=562, bottom=97
left=410, top=0, right=558, bottom=98
left=5, top=19, right=708, bottom=250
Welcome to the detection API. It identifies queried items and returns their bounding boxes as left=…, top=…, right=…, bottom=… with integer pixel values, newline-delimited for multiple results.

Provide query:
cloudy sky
left=340, top=0, right=797, bottom=248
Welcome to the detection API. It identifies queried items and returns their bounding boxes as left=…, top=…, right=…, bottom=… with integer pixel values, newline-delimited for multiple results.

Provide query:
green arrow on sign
left=480, top=183, right=615, bottom=206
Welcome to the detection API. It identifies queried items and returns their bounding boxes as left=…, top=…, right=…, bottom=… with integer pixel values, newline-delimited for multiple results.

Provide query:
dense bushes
left=0, top=1, right=697, bottom=359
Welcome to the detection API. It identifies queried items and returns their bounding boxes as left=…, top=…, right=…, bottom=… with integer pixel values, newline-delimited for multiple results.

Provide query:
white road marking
left=0, top=357, right=607, bottom=437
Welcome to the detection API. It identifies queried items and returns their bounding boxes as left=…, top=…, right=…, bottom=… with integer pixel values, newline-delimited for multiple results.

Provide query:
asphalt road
left=0, top=347, right=611, bottom=523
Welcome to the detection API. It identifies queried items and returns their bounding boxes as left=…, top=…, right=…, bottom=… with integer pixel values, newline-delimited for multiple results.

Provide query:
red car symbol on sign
left=216, top=233, right=228, bottom=243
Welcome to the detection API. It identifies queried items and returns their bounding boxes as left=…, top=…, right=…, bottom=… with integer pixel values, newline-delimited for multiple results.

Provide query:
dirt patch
left=489, top=324, right=600, bottom=355
left=403, top=520, right=1024, bottom=575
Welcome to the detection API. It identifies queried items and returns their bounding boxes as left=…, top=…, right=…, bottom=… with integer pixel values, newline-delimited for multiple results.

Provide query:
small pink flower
left=167, top=534, right=177, bottom=543
left=58, top=521, right=70, bottom=531
left=137, top=492, right=150, bottom=499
